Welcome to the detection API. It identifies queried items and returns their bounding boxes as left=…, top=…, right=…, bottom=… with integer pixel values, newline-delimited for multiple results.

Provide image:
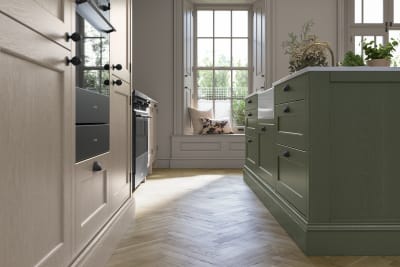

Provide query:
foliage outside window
left=195, top=9, right=249, bottom=129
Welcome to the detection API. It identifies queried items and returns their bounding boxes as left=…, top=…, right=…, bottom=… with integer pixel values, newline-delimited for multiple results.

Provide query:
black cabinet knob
left=247, top=99, right=252, bottom=104
left=65, top=56, right=81, bottom=66
left=247, top=139, right=253, bottom=143
left=283, top=151, right=291, bottom=158
left=99, top=3, right=110, bottom=11
left=104, top=80, right=110, bottom=86
left=112, top=64, right=123, bottom=70
left=113, top=79, right=123, bottom=86
left=248, top=113, right=252, bottom=117
left=283, top=84, right=291, bottom=92
left=65, top=32, right=82, bottom=42
left=104, top=64, right=110, bottom=70
left=92, top=161, right=103, bottom=172
left=283, top=106, right=291, bottom=113
left=261, top=126, right=267, bottom=132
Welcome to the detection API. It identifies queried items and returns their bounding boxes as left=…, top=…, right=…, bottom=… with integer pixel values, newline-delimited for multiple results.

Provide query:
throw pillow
left=200, top=118, right=234, bottom=135
left=188, top=107, right=213, bottom=134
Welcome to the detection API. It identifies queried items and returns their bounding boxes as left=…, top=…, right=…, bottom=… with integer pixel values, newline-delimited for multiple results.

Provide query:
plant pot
left=366, top=58, right=391, bottom=67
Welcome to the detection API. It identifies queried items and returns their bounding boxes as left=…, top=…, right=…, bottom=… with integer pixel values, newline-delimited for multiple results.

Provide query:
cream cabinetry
left=0, top=6, right=73, bottom=267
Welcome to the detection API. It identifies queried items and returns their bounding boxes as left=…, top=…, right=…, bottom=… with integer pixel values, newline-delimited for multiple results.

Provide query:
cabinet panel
left=109, top=77, right=131, bottom=212
left=0, top=0, right=72, bottom=49
left=75, top=154, right=111, bottom=253
left=257, top=124, right=276, bottom=188
left=275, top=74, right=307, bottom=104
left=110, top=0, right=131, bottom=82
left=0, top=13, right=72, bottom=267
left=276, top=145, right=308, bottom=216
left=276, top=100, right=307, bottom=150
left=246, top=135, right=258, bottom=170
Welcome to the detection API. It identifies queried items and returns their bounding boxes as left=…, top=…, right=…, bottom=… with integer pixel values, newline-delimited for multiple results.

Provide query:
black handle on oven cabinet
left=65, top=56, right=82, bottom=66
left=92, top=161, right=103, bottom=172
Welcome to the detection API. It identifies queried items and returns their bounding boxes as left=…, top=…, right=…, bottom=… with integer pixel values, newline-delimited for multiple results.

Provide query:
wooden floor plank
left=106, top=169, right=400, bottom=267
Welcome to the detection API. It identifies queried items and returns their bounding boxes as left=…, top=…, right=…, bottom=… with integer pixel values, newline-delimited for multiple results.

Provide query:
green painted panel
left=276, top=100, right=307, bottom=150
left=245, top=135, right=258, bottom=171
left=245, top=109, right=257, bottom=128
left=257, top=123, right=276, bottom=188
left=276, top=145, right=308, bottom=216
left=245, top=94, right=258, bottom=110
left=275, top=73, right=308, bottom=104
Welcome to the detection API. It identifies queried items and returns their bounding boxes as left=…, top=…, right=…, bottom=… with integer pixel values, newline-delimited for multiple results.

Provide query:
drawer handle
left=113, top=79, right=123, bottom=86
left=283, top=84, right=291, bottom=92
left=283, top=151, right=291, bottom=158
left=247, top=139, right=253, bottom=143
left=283, top=106, right=291, bottom=113
left=92, top=161, right=103, bottom=172
left=248, top=113, right=253, bottom=117
left=261, top=126, right=267, bottom=132
left=247, top=99, right=252, bottom=104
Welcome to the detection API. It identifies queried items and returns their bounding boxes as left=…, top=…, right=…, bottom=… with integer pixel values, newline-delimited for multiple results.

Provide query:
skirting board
left=244, top=167, right=400, bottom=255
left=170, top=158, right=244, bottom=168
left=70, top=198, right=135, bottom=267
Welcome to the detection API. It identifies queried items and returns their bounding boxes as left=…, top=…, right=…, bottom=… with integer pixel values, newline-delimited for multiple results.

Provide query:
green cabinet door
left=257, top=123, right=276, bottom=188
left=246, top=135, right=258, bottom=171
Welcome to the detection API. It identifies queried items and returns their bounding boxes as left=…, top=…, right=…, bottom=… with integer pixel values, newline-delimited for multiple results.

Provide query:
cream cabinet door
left=0, top=13, right=73, bottom=267
left=110, top=0, right=131, bottom=82
left=109, top=77, right=131, bottom=212
left=0, top=0, right=73, bottom=49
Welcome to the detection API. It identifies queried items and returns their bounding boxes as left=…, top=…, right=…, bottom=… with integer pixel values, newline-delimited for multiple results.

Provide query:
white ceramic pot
left=366, top=58, right=391, bottom=67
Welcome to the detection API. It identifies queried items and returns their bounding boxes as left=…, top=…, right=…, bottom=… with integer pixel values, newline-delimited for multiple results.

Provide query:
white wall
left=272, top=0, right=338, bottom=81
left=132, top=0, right=339, bottom=168
left=132, top=0, right=174, bottom=168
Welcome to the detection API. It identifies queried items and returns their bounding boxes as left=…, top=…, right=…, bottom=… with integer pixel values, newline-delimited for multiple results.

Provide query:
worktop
left=244, top=68, right=400, bottom=255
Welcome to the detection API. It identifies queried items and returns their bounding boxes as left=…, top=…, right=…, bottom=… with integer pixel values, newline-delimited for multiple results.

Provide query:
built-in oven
left=71, top=0, right=116, bottom=163
left=133, top=91, right=151, bottom=191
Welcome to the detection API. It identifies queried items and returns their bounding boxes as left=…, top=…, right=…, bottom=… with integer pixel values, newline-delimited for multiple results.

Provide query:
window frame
left=193, top=5, right=252, bottom=132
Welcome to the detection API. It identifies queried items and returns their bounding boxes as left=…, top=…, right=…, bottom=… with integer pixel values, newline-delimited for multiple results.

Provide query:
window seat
left=171, top=134, right=245, bottom=168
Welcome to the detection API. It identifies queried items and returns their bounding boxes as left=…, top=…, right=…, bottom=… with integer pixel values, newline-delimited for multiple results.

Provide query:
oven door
left=134, top=111, right=149, bottom=189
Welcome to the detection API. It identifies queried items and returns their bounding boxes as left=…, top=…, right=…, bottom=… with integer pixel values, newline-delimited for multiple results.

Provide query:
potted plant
left=362, top=39, right=399, bottom=67
left=341, top=51, right=365, bottom=66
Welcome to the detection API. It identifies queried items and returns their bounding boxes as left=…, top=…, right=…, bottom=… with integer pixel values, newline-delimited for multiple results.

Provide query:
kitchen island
left=244, top=67, right=400, bottom=255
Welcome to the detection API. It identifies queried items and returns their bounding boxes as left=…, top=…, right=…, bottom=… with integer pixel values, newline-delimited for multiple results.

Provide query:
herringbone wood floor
left=106, top=169, right=400, bottom=267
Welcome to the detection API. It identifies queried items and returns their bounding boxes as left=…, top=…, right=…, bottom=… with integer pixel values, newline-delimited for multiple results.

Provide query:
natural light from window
left=195, top=9, right=249, bottom=129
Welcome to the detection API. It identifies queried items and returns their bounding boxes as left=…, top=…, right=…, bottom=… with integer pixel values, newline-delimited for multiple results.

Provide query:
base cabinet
left=245, top=69, right=400, bottom=255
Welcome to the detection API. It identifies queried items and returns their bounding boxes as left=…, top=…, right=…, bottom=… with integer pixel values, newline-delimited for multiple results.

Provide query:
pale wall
left=132, top=0, right=340, bottom=168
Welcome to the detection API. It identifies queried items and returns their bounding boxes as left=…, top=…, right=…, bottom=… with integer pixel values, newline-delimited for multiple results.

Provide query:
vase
left=366, top=58, right=391, bottom=67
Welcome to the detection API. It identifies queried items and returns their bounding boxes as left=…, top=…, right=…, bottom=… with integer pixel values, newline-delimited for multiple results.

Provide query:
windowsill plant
left=362, top=39, right=399, bottom=67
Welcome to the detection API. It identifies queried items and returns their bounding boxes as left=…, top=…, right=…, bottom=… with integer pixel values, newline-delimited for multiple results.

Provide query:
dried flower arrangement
left=282, top=20, right=328, bottom=73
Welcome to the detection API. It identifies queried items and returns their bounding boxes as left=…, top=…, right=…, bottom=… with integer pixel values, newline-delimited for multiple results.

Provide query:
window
left=348, top=0, right=400, bottom=65
left=195, top=9, right=250, bottom=130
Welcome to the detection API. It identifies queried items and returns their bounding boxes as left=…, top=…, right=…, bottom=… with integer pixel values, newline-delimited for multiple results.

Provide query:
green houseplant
left=362, top=39, right=399, bottom=66
left=341, top=51, right=365, bottom=66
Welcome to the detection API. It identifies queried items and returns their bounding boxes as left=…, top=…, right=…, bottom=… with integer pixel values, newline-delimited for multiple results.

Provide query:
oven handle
left=135, top=115, right=152, bottom=119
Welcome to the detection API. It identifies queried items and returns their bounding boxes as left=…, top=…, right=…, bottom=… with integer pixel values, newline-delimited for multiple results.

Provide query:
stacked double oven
left=73, top=0, right=115, bottom=164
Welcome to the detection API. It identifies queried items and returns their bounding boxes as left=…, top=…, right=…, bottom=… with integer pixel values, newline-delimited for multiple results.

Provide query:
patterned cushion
left=200, top=118, right=234, bottom=135
left=188, top=107, right=213, bottom=134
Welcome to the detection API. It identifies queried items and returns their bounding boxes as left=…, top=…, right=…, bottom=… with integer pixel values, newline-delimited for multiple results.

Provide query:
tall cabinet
left=0, top=1, right=134, bottom=266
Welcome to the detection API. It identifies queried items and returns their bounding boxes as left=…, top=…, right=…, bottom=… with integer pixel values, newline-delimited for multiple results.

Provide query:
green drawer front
left=245, top=109, right=257, bottom=128
left=245, top=135, right=258, bottom=170
left=245, top=94, right=258, bottom=110
left=276, top=100, right=307, bottom=150
left=256, top=124, right=276, bottom=188
left=275, top=74, right=307, bottom=104
left=245, top=126, right=256, bottom=137
left=276, top=145, right=308, bottom=216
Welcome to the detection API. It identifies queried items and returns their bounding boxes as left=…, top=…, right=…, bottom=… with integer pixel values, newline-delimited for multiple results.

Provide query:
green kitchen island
left=244, top=67, right=400, bottom=255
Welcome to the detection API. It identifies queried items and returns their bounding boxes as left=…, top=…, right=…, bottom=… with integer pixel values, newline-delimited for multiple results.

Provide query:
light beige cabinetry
left=0, top=3, right=73, bottom=267
left=253, top=0, right=266, bottom=91
left=148, top=101, right=158, bottom=174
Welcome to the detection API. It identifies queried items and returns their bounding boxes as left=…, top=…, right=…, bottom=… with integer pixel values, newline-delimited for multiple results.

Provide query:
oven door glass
left=76, top=14, right=110, bottom=96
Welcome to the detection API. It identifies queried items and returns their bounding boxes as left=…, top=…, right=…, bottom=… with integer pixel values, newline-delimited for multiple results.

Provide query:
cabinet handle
left=113, top=79, right=123, bottom=86
left=283, top=106, right=291, bottom=113
left=247, top=99, right=252, bottom=104
left=65, top=56, right=81, bottom=66
left=92, top=161, right=103, bottom=172
left=247, top=112, right=253, bottom=117
left=247, top=139, right=253, bottom=143
left=112, top=64, right=123, bottom=70
left=283, top=151, right=290, bottom=158
left=283, top=84, right=291, bottom=92
left=261, top=126, right=267, bottom=132
left=65, top=32, right=81, bottom=42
